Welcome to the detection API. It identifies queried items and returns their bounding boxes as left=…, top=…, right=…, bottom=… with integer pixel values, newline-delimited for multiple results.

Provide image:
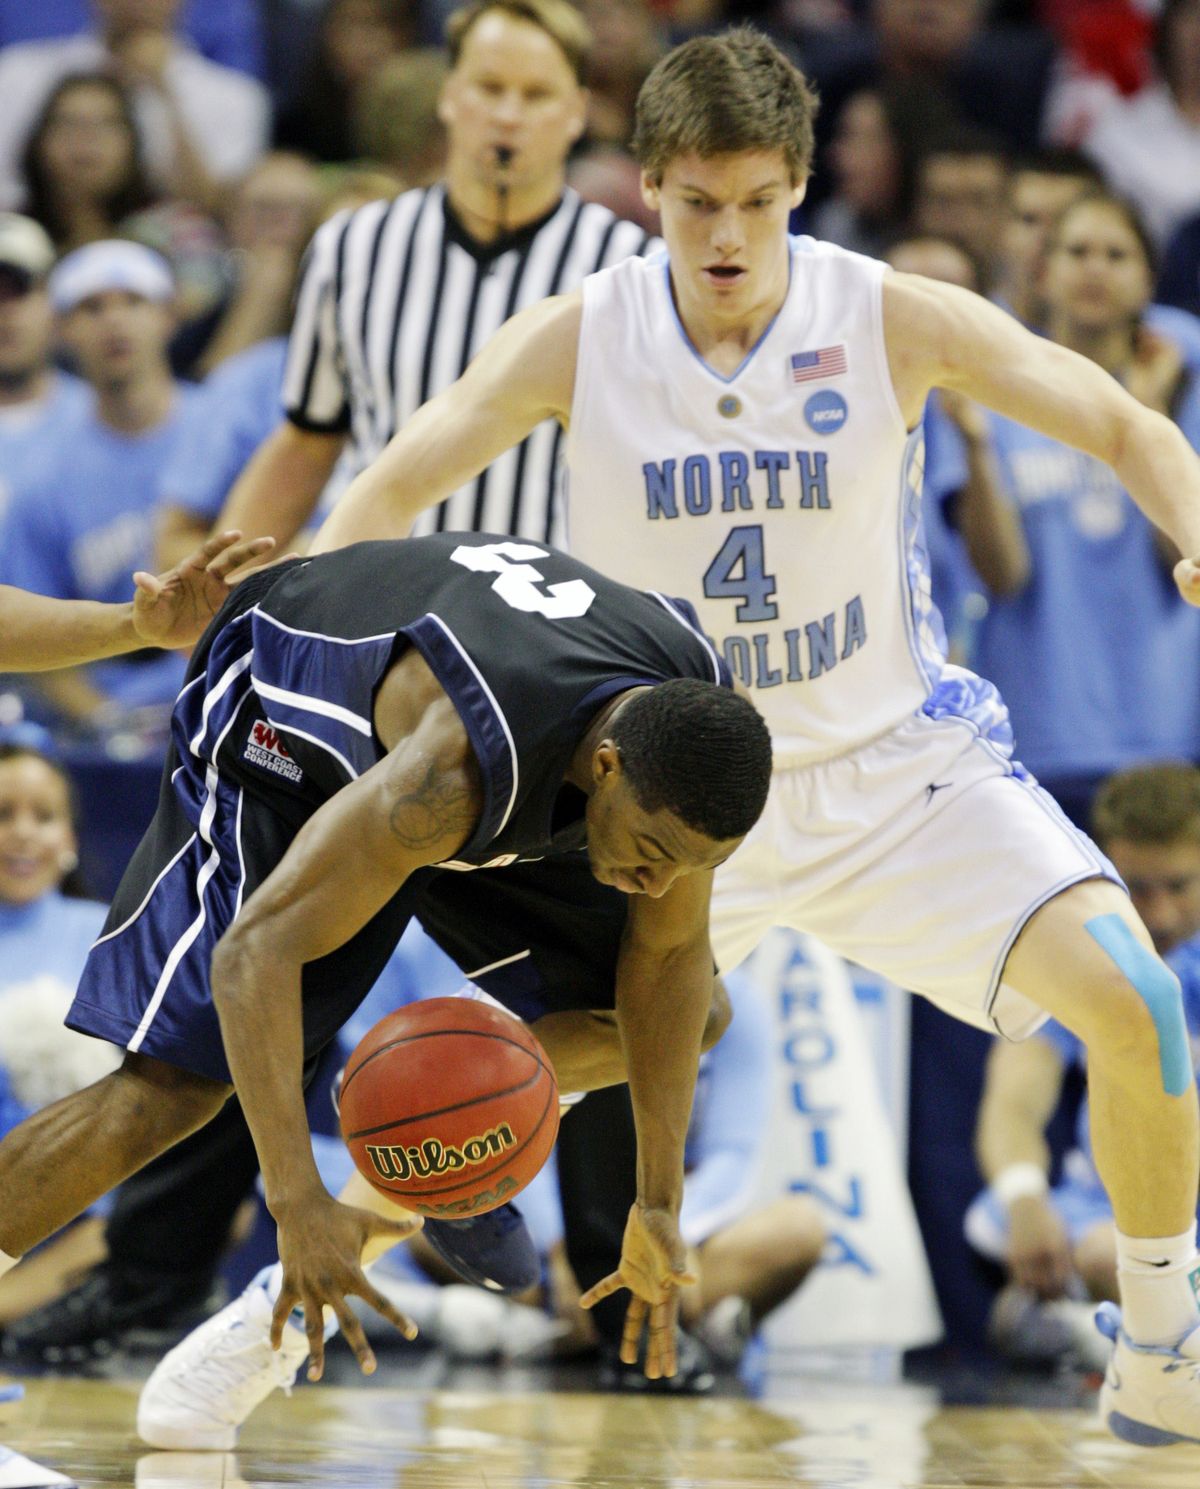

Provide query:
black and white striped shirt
left=283, top=183, right=656, bottom=545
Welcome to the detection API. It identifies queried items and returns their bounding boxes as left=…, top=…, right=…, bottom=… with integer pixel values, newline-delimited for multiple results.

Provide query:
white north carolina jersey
left=564, top=236, right=948, bottom=761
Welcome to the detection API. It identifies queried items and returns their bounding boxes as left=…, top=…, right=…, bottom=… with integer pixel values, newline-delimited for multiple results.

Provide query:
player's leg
left=1002, top=878, right=1200, bottom=1443
left=0, top=1053, right=230, bottom=1267
left=1074, top=1220, right=1118, bottom=1302
left=3, top=1099, right=264, bottom=1362
left=528, top=985, right=731, bottom=1093
left=1003, top=880, right=1198, bottom=1310
left=679, top=1197, right=825, bottom=1330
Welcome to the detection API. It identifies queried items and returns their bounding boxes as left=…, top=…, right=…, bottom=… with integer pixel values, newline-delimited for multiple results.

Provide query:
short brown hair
left=632, top=26, right=819, bottom=185
left=1091, top=763, right=1200, bottom=849
left=446, top=0, right=591, bottom=84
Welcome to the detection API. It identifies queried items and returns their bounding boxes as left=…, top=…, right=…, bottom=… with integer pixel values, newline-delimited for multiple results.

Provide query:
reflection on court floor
left=7, top=1373, right=1200, bottom=1488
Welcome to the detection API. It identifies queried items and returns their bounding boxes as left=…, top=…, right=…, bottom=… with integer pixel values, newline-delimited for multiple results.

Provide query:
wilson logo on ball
left=365, top=1122, right=517, bottom=1183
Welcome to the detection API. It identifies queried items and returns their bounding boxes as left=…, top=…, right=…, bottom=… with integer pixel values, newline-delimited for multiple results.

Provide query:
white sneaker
left=137, top=1270, right=310, bottom=1451
left=1096, top=1302, right=1200, bottom=1446
left=691, top=1295, right=754, bottom=1370
left=0, top=1445, right=74, bottom=1488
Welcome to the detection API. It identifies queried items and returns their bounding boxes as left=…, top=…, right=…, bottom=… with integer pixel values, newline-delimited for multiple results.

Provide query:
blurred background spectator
left=959, top=190, right=1200, bottom=828
left=0, top=0, right=266, bottom=79
left=19, top=73, right=157, bottom=254
left=353, top=48, right=449, bottom=185
left=1073, top=0, right=1200, bottom=248
left=990, top=148, right=1101, bottom=326
left=0, top=0, right=270, bottom=215
left=576, top=0, right=666, bottom=146
left=0, top=739, right=116, bottom=1330
left=910, top=128, right=1010, bottom=289
left=801, top=0, right=1058, bottom=218
left=812, top=83, right=954, bottom=256
left=0, top=214, right=89, bottom=528
left=172, top=150, right=323, bottom=376
left=0, top=240, right=198, bottom=731
left=274, top=0, right=418, bottom=162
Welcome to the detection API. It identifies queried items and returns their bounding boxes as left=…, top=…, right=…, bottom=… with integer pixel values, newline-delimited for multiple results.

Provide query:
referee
left=7, top=0, right=675, bottom=1390
left=217, top=0, right=656, bottom=550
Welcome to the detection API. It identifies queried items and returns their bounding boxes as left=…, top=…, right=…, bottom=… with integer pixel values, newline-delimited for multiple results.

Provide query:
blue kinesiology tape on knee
left=1085, top=914, right=1192, bottom=1097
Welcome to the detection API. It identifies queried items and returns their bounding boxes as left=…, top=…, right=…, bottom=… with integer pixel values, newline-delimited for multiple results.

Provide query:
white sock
left=1115, top=1227, right=1200, bottom=1347
left=0, top=1248, right=19, bottom=1280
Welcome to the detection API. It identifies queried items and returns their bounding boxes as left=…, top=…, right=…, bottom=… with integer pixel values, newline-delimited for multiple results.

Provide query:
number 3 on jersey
left=703, top=526, right=778, bottom=622
left=450, top=541, right=595, bottom=619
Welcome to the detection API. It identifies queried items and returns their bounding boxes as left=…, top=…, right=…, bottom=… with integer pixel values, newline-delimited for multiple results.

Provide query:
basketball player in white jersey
left=305, top=28, right=1200, bottom=1445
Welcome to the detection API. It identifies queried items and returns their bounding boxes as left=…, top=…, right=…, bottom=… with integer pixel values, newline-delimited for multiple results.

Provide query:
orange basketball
left=339, top=997, right=560, bottom=1218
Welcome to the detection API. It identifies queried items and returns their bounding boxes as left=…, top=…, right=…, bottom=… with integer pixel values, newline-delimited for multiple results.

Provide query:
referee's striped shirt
left=283, top=183, right=657, bottom=546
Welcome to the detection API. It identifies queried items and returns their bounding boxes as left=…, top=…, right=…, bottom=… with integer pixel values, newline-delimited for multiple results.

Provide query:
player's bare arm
left=209, top=659, right=482, bottom=1376
left=882, top=273, right=1200, bottom=603
left=580, top=868, right=717, bottom=1378
left=311, top=293, right=582, bottom=554
left=0, top=530, right=275, bottom=671
left=976, top=1036, right=1073, bottom=1298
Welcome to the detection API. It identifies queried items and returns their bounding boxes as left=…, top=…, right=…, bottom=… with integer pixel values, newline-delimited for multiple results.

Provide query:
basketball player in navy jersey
left=0, top=534, right=770, bottom=1469
left=310, top=28, right=1200, bottom=1449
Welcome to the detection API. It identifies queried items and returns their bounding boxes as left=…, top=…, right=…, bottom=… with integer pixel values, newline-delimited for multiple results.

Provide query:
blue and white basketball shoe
left=1096, top=1303, right=1200, bottom=1446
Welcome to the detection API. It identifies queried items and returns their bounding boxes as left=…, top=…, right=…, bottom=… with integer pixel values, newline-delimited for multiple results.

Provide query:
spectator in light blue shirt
left=957, top=191, right=1200, bottom=827
left=0, top=213, right=89, bottom=527
left=155, top=337, right=289, bottom=570
left=0, top=740, right=113, bottom=1326
left=0, top=239, right=200, bottom=727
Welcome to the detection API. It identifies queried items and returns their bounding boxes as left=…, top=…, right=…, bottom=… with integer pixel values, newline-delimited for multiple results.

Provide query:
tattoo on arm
left=387, top=751, right=478, bottom=851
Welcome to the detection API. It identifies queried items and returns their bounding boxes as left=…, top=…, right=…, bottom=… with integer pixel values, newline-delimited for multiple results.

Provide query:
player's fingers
left=579, top=1271, right=624, bottom=1310
left=620, top=1295, right=647, bottom=1366
left=646, top=1302, right=677, bottom=1379
left=357, top=1280, right=420, bottom=1342
left=303, top=1300, right=327, bottom=1383
left=367, top=1210, right=424, bottom=1242
left=131, top=570, right=163, bottom=597
left=1175, top=558, right=1200, bottom=602
left=206, top=534, right=276, bottom=578
left=332, top=1299, right=377, bottom=1377
left=270, top=1289, right=297, bottom=1352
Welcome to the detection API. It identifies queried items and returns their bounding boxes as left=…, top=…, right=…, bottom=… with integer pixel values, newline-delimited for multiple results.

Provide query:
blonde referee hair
left=446, top=0, right=592, bottom=83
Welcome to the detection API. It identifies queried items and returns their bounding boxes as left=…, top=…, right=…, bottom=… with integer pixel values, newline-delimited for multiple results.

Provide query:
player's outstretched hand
left=578, top=1201, right=697, bottom=1380
left=1007, top=1193, right=1072, bottom=1300
left=272, top=1189, right=423, bottom=1382
left=1175, top=557, right=1200, bottom=607
left=130, top=530, right=278, bottom=649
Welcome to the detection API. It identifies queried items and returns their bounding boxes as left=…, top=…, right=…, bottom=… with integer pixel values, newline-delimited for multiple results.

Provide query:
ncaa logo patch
left=243, top=719, right=303, bottom=785
left=804, top=388, right=848, bottom=435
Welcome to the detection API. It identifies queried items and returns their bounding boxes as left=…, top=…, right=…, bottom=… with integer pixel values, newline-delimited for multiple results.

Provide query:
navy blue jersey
left=175, top=533, right=730, bottom=866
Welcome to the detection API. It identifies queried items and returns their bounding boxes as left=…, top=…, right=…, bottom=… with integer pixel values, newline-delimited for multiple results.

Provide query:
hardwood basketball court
left=8, top=1368, right=1200, bottom=1487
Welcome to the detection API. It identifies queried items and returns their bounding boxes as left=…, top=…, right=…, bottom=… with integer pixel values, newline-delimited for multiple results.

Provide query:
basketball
left=338, top=997, right=560, bottom=1219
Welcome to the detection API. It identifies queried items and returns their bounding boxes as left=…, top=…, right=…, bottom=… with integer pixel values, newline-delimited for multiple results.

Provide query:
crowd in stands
left=1, top=0, right=1200, bottom=1391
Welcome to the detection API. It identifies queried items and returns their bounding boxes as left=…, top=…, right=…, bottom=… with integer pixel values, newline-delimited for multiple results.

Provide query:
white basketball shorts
left=710, top=710, right=1121, bottom=1039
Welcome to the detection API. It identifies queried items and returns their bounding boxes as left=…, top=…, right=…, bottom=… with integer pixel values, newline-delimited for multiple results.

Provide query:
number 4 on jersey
left=450, top=541, right=595, bottom=619
left=703, top=525, right=779, bottom=622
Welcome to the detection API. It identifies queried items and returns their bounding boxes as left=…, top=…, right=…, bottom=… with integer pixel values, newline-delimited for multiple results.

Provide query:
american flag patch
left=790, top=345, right=848, bottom=383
